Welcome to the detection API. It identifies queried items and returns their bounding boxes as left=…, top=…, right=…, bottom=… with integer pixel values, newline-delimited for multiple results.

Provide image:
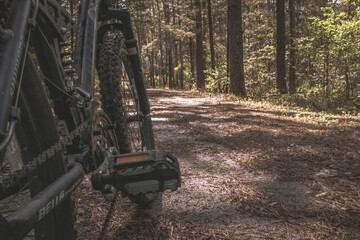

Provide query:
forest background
left=62, top=0, right=360, bottom=115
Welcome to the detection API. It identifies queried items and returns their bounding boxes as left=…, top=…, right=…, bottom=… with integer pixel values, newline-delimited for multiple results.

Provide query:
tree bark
left=163, top=0, right=174, bottom=89
left=172, top=0, right=178, bottom=88
left=345, top=64, right=350, bottom=100
left=70, top=0, right=74, bottom=52
left=276, top=0, right=287, bottom=94
left=195, top=0, right=205, bottom=90
left=178, top=1, right=184, bottom=89
left=228, top=0, right=246, bottom=96
left=208, top=0, right=215, bottom=71
left=288, top=0, right=296, bottom=94
left=226, top=8, right=229, bottom=94
left=156, top=0, right=165, bottom=87
left=189, top=37, right=194, bottom=78
left=149, top=49, right=155, bottom=88
left=179, top=41, right=184, bottom=89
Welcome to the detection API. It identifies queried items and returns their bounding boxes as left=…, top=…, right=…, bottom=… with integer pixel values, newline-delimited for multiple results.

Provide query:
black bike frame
left=0, top=0, right=32, bottom=141
left=0, top=0, right=151, bottom=239
left=0, top=0, right=73, bottom=141
left=0, top=0, right=150, bottom=139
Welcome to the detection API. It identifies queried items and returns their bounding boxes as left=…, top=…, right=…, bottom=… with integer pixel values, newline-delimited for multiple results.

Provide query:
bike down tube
left=0, top=0, right=31, bottom=141
left=0, top=162, right=85, bottom=240
left=75, top=0, right=101, bottom=98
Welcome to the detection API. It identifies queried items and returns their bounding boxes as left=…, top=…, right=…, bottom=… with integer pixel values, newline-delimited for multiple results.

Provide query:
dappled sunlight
left=159, top=97, right=204, bottom=105
left=149, top=89, right=360, bottom=239
left=151, top=117, right=169, bottom=122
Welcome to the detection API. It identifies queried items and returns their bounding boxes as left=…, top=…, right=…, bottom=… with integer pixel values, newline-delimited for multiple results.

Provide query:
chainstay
left=0, top=112, right=101, bottom=193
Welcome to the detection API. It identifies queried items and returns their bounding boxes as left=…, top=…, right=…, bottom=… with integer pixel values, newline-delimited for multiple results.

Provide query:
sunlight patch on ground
left=177, top=111, right=195, bottom=115
left=151, top=117, right=169, bottom=122
left=159, top=97, right=202, bottom=105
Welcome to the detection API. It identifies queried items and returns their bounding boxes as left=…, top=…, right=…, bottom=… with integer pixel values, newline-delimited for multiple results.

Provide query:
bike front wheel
left=97, top=33, right=160, bottom=206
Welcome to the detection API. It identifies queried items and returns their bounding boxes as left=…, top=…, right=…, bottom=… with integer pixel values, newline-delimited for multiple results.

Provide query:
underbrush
left=263, top=93, right=360, bottom=116
left=211, top=91, right=360, bottom=129
left=223, top=91, right=360, bottom=117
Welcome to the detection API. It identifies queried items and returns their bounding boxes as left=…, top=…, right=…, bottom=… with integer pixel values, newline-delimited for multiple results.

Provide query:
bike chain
left=0, top=111, right=101, bottom=193
left=1, top=2, right=118, bottom=239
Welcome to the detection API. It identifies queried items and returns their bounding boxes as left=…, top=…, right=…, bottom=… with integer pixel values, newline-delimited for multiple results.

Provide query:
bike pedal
left=91, top=151, right=181, bottom=196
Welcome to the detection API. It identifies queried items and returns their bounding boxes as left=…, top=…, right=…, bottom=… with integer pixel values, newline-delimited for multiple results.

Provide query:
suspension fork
left=76, top=1, right=150, bottom=115
left=97, top=7, right=151, bottom=115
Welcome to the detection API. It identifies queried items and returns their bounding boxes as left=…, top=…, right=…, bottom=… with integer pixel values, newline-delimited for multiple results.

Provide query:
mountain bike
left=0, top=0, right=181, bottom=239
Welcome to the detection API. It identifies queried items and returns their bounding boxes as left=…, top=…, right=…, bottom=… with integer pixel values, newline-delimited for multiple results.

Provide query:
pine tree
left=228, top=0, right=246, bottom=96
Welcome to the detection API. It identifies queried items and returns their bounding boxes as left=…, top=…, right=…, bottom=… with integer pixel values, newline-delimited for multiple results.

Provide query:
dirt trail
left=74, top=90, right=360, bottom=239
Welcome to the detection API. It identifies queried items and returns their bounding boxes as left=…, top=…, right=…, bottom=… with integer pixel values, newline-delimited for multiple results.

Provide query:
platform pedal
left=91, top=151, right=181, bottom=196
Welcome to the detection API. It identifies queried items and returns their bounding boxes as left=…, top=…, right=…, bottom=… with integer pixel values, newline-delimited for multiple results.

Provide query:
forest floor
left=74, top=89, right=360, bottom=240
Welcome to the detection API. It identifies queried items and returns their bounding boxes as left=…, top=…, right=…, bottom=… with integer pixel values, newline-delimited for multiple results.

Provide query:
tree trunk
left=228, top=0, right=246, bottom=96
left=180, top=42, right=184, bottom=89
left=288, top=0, right=296, bottom=94
left=150, top=48, right=155, bottom=88
left=134, top=9, right=142, bottom=58
left=163, top=1, right=174, bottom=89
left=324, top=44, right=329, bottom=97
left=172, top=0, right=178, bottom=88
left=140, top=8, right=145, bottom=58
left=276, top=0, right=287, bottom=94
left=345, top=64, right=350, bottom=100
left=156, top=0, right=165, bottom=87
left=189, top=37, right=194, bottom=79
left=208, top=0, right=215, bottom=71
left=226, top=13, right=229, bottom=94
left=168, top=51, right=174, bottom=89
left=178, top=3, right=184, bottom=90
left=70, top=0, right=74, bottom=52
left=267, top=0, right=273, bottom=11
left=195, top=0, right=205, bottom=90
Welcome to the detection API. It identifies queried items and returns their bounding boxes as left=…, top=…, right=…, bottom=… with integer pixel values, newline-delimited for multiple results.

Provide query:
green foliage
left=205, top=62, right=227, bottom=92
left=293, top=1, right=360, bottom=113
left=62, top=0, right=360, bottom=115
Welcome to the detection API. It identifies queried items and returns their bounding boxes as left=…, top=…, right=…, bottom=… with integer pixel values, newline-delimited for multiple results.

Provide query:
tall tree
left=208, top=0, right=215, bottom=71
left=228, top=0, right=246, bottom=96
left=194, top=0, right=205, bottom=90
left=276, top=0, right=287, bottom=94
left=189, top=37, right=195, bottom=78
left=163, top=0, right=174, bottom=89
left=178, top=0, right=184, bottom=89
left=156, top=0, right=165, bottom=87
left=288, top=0, right=296, bottom=94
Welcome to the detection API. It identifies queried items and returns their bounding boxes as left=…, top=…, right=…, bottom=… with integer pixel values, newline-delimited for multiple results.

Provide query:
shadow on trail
left=113, top=208, right=169, bottom=240
left=154, top=108, right=359, bottom=181
left=147, top=89, right=360, bottom=239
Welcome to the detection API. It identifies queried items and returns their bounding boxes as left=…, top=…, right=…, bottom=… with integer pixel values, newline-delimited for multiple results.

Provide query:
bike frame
left=0, top=0, right=150, bottom=238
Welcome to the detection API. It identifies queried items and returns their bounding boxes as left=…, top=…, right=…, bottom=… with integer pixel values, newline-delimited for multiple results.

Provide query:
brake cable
left=0, top=0, right=39, bottom=152
left=0, top=29, right=31, bottom=152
